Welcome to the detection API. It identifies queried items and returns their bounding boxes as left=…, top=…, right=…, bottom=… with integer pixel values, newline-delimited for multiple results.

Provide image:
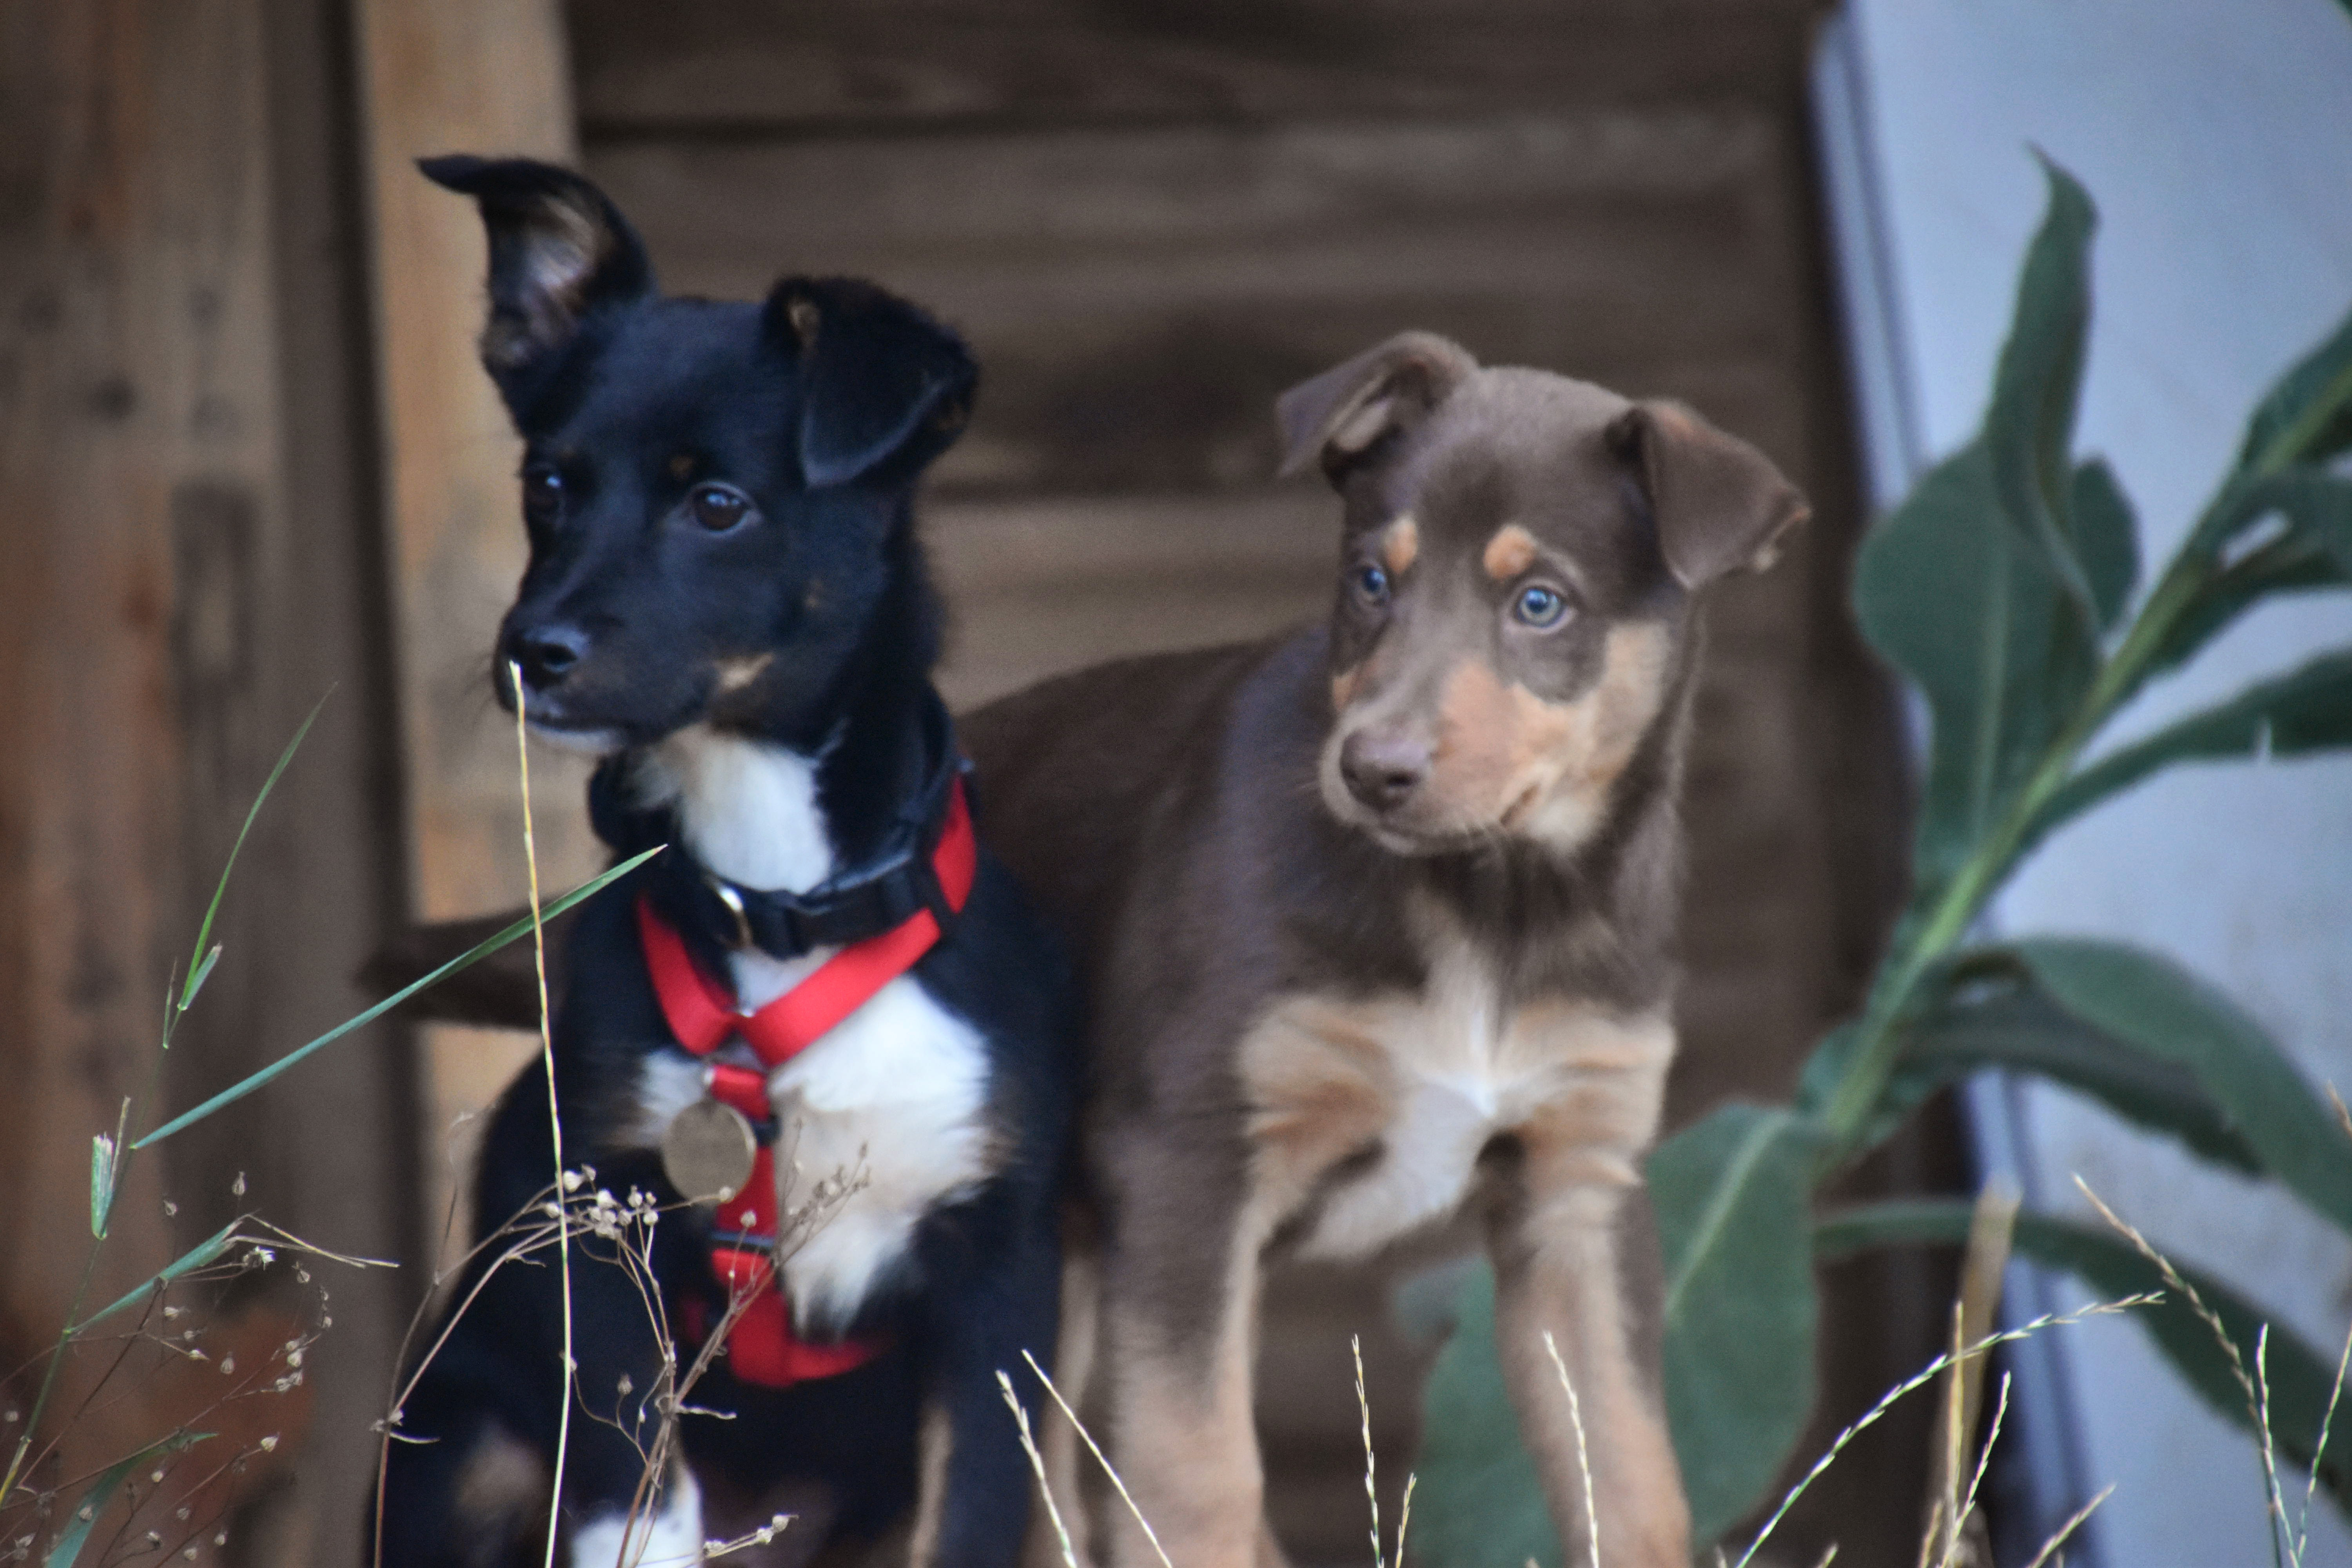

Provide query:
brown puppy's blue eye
left=521, top=465, right=563, bottom=524
left=690, top=483, right=751, bottom=532
left=1354, top=563, right=1391, bottom=606
left=1514, top=584, right=1569, bottom=628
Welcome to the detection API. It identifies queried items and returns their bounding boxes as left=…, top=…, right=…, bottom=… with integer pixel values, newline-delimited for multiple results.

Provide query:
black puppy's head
left=421, top=155, right=976, bottom=751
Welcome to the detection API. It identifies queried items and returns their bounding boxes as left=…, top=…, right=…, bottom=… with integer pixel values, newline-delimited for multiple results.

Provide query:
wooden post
left=0, top=1, right=415, bottom=1562
left=351, top=0, right=594, bottom=1243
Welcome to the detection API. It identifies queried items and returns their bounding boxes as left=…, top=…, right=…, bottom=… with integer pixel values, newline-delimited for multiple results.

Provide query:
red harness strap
left=635, top=777, right=978, bottom=1388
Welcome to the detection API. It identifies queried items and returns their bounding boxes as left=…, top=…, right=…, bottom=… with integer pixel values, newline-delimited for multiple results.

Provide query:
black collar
left=592, top=690, right=968, bottom=963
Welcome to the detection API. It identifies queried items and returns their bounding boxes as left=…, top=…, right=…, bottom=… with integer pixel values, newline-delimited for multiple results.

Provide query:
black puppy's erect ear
left=766, top=278, right=978, bottom=488
left=1605, top=401, right=1810, bottom=588
left=419, top=155, right=654, bottom=405
left=1275, top=331, right=1479, bottom=483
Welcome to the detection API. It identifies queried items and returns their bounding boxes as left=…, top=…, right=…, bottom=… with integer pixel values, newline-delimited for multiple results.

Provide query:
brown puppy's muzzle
left=1336, top=728, right=1431, bottom=813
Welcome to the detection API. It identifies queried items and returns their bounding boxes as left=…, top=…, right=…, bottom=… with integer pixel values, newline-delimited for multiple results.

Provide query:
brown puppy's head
left=1278, top=332, right=1808, bottom=857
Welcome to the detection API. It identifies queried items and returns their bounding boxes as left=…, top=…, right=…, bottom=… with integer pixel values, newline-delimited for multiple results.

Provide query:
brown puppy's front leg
left=1096, top=1126, right=1274, bottom=1568
left=1487, top=1080, right=1688, bottom=1568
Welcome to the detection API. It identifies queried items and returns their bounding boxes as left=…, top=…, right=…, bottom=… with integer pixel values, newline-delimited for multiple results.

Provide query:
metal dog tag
left=661, top=1099, right=759, bottom=1204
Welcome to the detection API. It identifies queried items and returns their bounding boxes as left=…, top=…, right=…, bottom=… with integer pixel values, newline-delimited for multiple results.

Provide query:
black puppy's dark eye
left=521, top=465, right=563, bottom=524
left=690, top=484, right=751, bottom=532
left=1513, top=584, right=1571, bottom=628
left=1352, top=563, right=1391, bottom=607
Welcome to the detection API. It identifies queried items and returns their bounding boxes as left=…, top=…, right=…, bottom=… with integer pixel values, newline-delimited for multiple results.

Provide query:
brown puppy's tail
left=358, top=908, right=566, bottom=1031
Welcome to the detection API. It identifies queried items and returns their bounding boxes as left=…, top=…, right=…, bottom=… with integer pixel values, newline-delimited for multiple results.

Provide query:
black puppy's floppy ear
left=766, top=278, right=977, bottom=488
left=1606, top=400, right=1810, bottom=587
left=1275, top=331, right=1478, bottom=482
left=419, top=154, right=653, bottom=403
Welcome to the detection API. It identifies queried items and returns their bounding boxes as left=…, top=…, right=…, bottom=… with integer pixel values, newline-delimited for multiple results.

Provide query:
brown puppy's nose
left=1340, top=730, right=1430, bottom=811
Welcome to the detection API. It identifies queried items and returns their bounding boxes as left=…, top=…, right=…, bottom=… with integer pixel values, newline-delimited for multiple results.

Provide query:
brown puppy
left=960, top=332, right=1806, bottom=1568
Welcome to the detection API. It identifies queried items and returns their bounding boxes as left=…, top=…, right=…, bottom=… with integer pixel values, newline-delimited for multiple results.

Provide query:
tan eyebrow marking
left=1483, top=523, right=1539, bottom=581
left=667, top=452, right=697, bottom=482
left=1380, top=516, right=1419, bottom=576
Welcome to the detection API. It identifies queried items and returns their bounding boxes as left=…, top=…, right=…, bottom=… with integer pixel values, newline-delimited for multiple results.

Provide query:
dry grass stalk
left=2019, top=1483, right=2113, bottom=1568
left=512, top=668, right=577, bottom=1568
left=1355, top=1336, right=1385, bottom=1568
left=1928, top=1181, right=2016, bottom=1567
left=2296, top=1316, right=2352, bottom=1564
left=1730, top=1292, right=2156, bottom=1568
left=1020, top=1350, right=1174, bottom=1568
left=1539, top=1332, right=1600, bottom=1568
left=998, top=1372, right=1079, bottom=1568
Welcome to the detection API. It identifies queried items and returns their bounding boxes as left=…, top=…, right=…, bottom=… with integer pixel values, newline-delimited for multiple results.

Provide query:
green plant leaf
left=1817, top=1200, right=2352, bottom=1515
left=1849, top=160, right=2126, bottom=904
left=2238, top=301, right=2352, bottom=474
left=1857, top=443, right=2100, bottom=895
left=1982, top=155, right=2102, bottom=624
left=1651, top=1103, right=1825, bottom=1544
left=44, top=1430, right=211, bottom=1567
left=2030, top=648, right=2352, bottom=841
left=88, top=1134, right=115, bottom=1240
left=2012, top=938, right=2352, bottom=1235
left=132, top=847, right=661, bottom=1149
left=1805, top=976, right=2261, bottom=1174
left=182, top=696, right=327, bottom=1014
left=2070, top=457, right=2140, bottom=631
left=1411, top=1263, right=1563, bottom=1568
left=72, top=1220, right=241, bottom=1333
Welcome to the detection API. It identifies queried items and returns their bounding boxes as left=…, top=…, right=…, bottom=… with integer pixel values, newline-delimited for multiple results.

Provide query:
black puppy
left=379, top=157, right=1073, bottom=1568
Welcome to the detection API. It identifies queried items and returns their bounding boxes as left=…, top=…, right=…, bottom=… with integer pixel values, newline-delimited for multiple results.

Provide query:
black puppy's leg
left=541, top=1220, right=711, bottom=1566
left=911, top=1206, right=1062, bottom=1568
left=389, top=1073, right=703, bottom=1565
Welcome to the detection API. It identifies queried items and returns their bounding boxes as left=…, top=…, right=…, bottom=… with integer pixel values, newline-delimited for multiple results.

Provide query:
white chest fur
left=624, top=726, right=996, bottom=1332
left=733, top=948, right=993, bottom=1331
left=1240, top=943, right=1673, bottom=1261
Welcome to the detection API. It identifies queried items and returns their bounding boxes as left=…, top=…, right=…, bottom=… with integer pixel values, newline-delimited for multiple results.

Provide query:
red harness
left=635, top=777, right=978, bottom=1388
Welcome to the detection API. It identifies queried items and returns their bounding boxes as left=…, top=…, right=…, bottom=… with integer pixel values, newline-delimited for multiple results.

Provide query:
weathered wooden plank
left=567, top=0, right=1816, bottom=134
left=353, top=0, right=584, bottom=1263
left=0, top=2, right=414, bottom=1562
left=929, top=491, right=1335, bottom=705
left=586, top=111, right=1796, bottom=497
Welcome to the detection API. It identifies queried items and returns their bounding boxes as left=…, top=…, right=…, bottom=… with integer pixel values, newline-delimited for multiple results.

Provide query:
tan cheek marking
left=1330, top=665, right=1363, bottom=712
left=1483, top=523, right=1539, bottom=581
left=1433, top=657, right=1577, bottom=818
left=1514, top=624, right=1672, bottom=846
left=1428, top=626, right=1672, bottom=844
left=714, top=653, right=775, bottom=693
left=1381, top=515, right=1420, bottom=576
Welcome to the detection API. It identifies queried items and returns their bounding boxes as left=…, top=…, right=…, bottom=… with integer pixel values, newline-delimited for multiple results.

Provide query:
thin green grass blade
left=182, top=695, right=328, bottom=1013
left=133, top=848, right=659, bottom=1149
left=44, top=1431, right=211, bottom=1567
left=71, top=1220, right=240, bottom=1333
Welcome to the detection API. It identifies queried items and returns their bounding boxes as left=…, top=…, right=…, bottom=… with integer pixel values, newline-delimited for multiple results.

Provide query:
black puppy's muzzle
left=501, top=621, right=591, bottom=700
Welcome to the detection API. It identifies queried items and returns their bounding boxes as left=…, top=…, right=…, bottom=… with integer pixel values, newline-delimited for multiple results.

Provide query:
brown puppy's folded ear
left=357, top=908, right=574, bottom=1033
left=1605, top=400, right=1810, bottom=587
left=419, top=155, right=655, bottom=413
left=1275, top=331, right=1479, bottom=483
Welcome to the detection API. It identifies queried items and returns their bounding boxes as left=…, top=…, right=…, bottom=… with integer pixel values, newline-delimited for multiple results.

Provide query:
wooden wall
left=0, top=2, right=414, bottom=1563
left=561, top=2, right=1944, bottom=1561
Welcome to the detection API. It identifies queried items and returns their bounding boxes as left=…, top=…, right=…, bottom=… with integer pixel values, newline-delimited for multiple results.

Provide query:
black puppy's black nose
left=506, top=624, right=590, bottom=692
left=1340, top=731, right=1430, bottom=811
